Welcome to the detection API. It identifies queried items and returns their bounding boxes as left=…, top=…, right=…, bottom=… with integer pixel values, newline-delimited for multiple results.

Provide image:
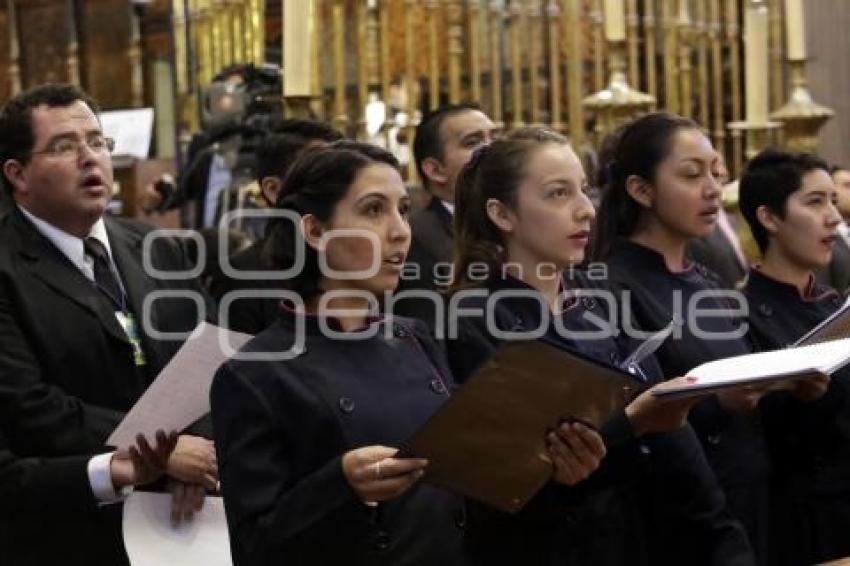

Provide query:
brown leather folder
left=404, top=340, right=645, bottom=514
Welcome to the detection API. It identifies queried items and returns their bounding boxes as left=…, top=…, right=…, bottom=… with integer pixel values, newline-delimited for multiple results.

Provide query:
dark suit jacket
left=393, top=197, right=454, bottom=329
left=0, top=208, right=210, bottom=564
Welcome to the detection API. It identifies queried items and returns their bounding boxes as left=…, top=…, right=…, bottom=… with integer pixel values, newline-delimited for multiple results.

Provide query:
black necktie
left=83, top=237, right=123, bottom=309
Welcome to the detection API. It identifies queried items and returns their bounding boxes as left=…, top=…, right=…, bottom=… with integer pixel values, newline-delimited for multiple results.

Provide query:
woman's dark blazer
left=211, top=309, right=468, bottom=566
left=443, top=274, right=754, bottom=566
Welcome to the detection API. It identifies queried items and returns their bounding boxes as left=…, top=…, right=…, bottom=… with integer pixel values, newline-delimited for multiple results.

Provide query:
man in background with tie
left=0, top=84, right=216, bottom=565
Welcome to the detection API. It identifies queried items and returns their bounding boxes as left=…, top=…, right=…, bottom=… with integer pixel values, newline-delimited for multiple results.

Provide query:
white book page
left=122, top=492, right=231, bottom=566
left=108, top=322, right=252, bottom=449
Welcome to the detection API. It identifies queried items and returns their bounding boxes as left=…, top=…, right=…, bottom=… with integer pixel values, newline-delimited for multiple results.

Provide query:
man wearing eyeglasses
left=0, top=84, right=217, bottom=565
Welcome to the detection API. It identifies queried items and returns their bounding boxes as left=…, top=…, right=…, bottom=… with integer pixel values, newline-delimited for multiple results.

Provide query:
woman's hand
left=716, top=383, right=769, bottom=412
left=546, top=421, right=606, bottom=486
left=626, top=377, right=706, bottom=436
left=342, top=446, right=427, bottom=503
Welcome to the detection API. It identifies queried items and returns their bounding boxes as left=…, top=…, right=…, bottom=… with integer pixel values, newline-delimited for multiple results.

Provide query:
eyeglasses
left=30, top=135, right=116, bottom=159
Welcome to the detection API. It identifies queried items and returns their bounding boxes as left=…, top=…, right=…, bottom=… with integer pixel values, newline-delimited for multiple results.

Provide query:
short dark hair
left=739, top=148, right=829, bottom=254
left=0, top=84, right=100, bottom=191
left=413, top=103, right=482, bottom=189
left=255, top=121, right=342, bottom=184
left=262, top=141, right=399, bottom=300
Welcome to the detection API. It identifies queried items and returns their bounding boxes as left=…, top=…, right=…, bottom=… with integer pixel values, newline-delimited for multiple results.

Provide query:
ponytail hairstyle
left=451, top=127, right=569, bottom=291
left=261, top=140, right=399, bottom=300
left=590, top=112, right=699, bottom=262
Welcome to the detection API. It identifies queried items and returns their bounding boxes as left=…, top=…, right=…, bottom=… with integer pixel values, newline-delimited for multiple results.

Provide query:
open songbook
left=651, top=337, right=850, bottom=399
left=403, top=339, right=646, bottom=514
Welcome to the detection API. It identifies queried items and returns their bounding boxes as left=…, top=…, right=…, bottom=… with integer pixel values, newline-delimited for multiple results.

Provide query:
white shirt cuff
left=87, top=452, right=133, bottom=505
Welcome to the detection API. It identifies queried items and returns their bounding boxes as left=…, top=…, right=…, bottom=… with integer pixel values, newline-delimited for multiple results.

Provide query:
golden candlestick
left=509, top=0, right=525, bottom=128
left=547, top=0, right=564, bottom=132
left=448, top=0, right=464, bottom=104
left=583, top=40, right=655, bottom=138
left=769, top=60, right=834, bottom=153
left=643, top=0, right=657, bottom=105
left=468, top=0, right=483, bottom=104
left=489, top=0, right=505, bottom=127
left=282, top=0, right=320, bottom=119
left=427, top=0, right=441, bottom=110
left=566, top=0, right=584, bottom=148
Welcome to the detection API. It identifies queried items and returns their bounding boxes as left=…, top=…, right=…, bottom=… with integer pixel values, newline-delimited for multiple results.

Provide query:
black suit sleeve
left=0, top=290, right=123, bottom=455
left=211, top=362, right=362, bottom=564
left=0, top=429, right=98, bottom=516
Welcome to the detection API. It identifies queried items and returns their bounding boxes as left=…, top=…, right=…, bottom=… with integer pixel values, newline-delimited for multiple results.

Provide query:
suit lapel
left=12, top=211, right=130, bottom=345
left=428, top=197, right=454, bottom=237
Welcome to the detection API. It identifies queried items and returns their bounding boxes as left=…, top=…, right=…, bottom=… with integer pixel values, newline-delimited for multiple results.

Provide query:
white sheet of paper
left=652, top=337, right=850, bottom=398
left=108, top=322, right=252, bottom=449
left=99, top=108, right=155, bottom=160
left=123, top=492, right=232, bottom=566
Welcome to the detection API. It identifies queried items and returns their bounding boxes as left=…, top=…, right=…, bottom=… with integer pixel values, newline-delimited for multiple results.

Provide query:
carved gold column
left=426, top=0, right=440, bottom=110
left=643, top=0, right=657, bottom=105
left=566, top=0, right=583, bottom=148
left=725, top=0, right=743, bottom=175
left=768, top=0, right=784, bottom=111
left=210, top=0, right=223, bottom=74
left=592, top=0, right=605, bottom=91
left=310, top=0, right=322, bottom=119
left=65, top=0, right=80, bottom=86
left=489, top=0, right=504, bottom=126
left=249, top=0, right=264, bottom=65
left=527, top=0, right=543, bottom=125
left=626, top=0, right=639, bottom=87
left=509, top=0, right=525, bottom=128
left=468, top=0, right=483, bottom=104
left=194, top=0, right=214, bottom=85
left=547, top=0, right=564, bottom=132
left=242, top=0, right=254, bottom=62
left=283, top=0, right=318, bottom=118
left=662, top=0, right=679, bottom=113
left=357, top=0, right=370, bottom=139
left=405, top=0, right=419, bottom=181
left=7, top=0, right=21, bottom=95
left=696, top=0, right=710, bottom=127
left=220, top=0, right=235, bottom=68
left=231, top=0, right=245, bottom=64
left=447, top=0, right=464, bottom=104
left=129, top=6, right=144, bottom=107
left=332, top=0, right=348, bottom=130
left=380, top=0, right=392, bottom=105
left=678, top=0, right=693, bottom=118
left=709, top=0, right=725, bottom=157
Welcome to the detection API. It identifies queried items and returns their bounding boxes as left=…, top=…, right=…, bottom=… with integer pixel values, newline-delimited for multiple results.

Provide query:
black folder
left=403, top=339, right=645, bottom=513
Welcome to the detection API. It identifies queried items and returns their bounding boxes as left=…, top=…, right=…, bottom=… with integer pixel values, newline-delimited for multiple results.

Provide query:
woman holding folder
left=447, top=127, right=754, bottom=565
left=590, top=112, right=775, bottom=563
left=209, top=141, right=591, bottom=565
left=738, top=148, right=850, bottom=565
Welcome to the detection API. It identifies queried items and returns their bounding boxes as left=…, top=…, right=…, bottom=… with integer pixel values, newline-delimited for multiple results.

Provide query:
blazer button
left=640, top=444, right=651, bottom=456
left=375, top=530, right=391, bottom=551
left=393, top=324, right=410, bottom=338
left=758, top=304, right=773, bottom=317
left=706, top=433, right=722, bottom=446
left=429, top=379, right=447, bottom=395
left=338, top=397, right=355, bottom=414
left=582, top=297, right=596, bottom=310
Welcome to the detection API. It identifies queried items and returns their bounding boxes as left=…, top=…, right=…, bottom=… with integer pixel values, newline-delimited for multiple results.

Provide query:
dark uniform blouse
left=444, top=273, right=754, bottom=566
left=602, top=240, right=770, bottom=564
left=743, top=269, right=850, bottom=565
left=211, top=308, right=467, bottom=566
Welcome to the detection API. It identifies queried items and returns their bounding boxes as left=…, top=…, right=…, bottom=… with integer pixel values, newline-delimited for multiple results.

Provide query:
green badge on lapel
left=115, top=311, right=147, bottom=366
